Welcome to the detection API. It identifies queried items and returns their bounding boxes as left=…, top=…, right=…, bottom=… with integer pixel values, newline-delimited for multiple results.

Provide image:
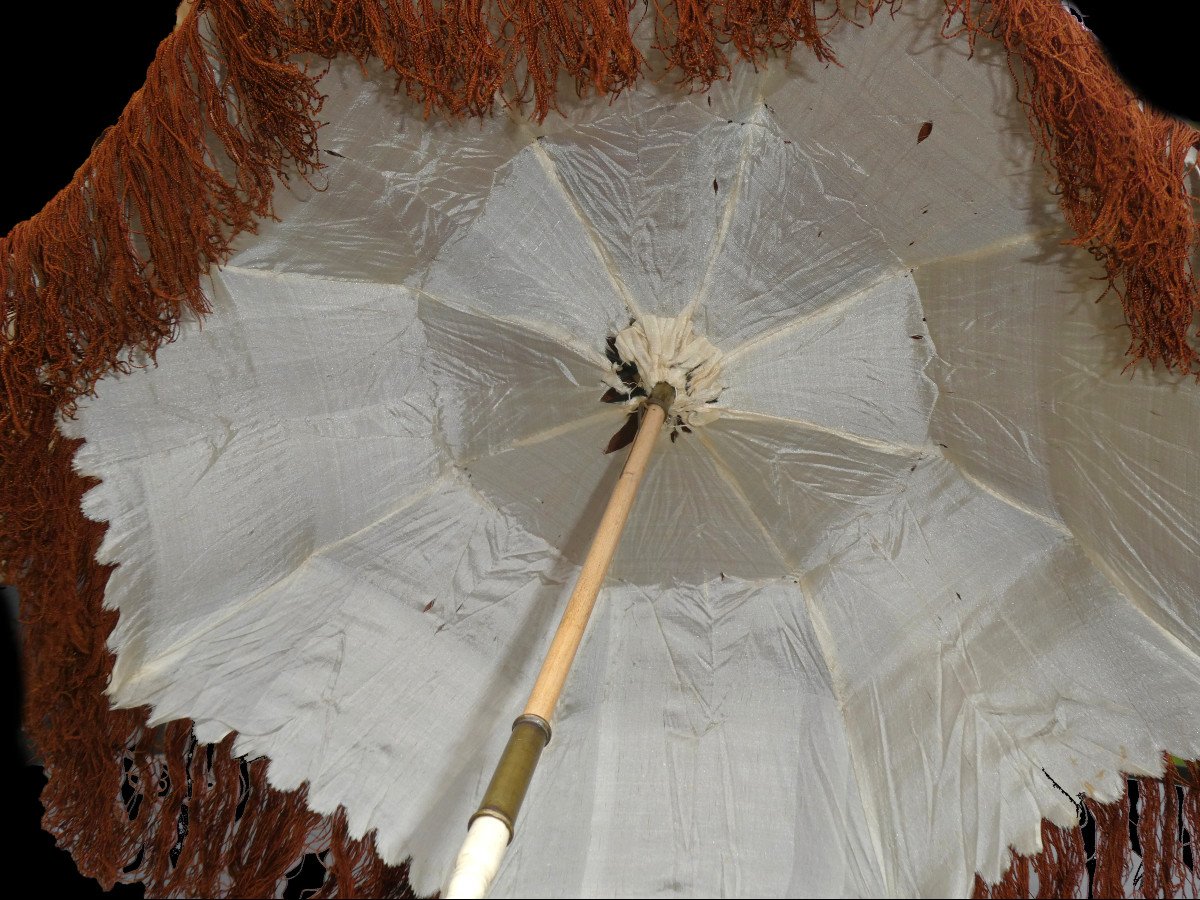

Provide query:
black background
left=1064, top=1, right=1196, bottom=124
left=3, top=3, right=1194, bottom=895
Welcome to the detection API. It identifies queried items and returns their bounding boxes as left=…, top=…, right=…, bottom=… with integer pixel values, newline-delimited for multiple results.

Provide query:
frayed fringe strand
left=3, top=1, right=1199, bottom=898
left=1089, top=788, right=1133, bottom=899
left=946, top=0, right=1200, bottom=376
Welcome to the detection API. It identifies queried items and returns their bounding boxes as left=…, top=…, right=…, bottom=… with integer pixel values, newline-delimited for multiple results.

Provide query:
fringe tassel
left=720, top=0, right=838, bottom=69
left=2, top=0, right=1198, bottom=897
left=1032, top=819, right=1087, bottom=898
left=946, top=0, right=1200, bottom=376
left=1090, top=788, right=1133, bottom=899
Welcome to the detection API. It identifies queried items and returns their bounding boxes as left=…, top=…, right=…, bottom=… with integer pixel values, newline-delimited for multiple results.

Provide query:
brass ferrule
left=468, top=715, right=552, bottom=841
left=644, top=381, right=676, bottom=414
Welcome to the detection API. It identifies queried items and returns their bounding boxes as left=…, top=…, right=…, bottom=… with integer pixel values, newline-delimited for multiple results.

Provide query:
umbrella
left=4, top=0, right=1200, bottom=897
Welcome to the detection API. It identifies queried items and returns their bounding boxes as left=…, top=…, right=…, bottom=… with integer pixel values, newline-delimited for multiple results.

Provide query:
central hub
left=601, top=314, right=725, bottom=435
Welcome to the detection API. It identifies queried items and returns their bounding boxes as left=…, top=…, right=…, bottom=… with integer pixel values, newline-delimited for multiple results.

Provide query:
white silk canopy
left=61, top=4, right=1200, bottom=896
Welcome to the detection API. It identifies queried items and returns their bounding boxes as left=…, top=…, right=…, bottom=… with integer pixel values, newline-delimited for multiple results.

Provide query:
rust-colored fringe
left=1, top=2, right=406, bottom=895
left=1089, top=788, right=1134, bottom=899
left=649, top=0, right=839, bottom=87
left=0, top=1, right=323, bottom=441
left=973, top=762, right=1200, bottom=899
left=5, top=395, right=414, bottom=895
left=947, top=0, right=1200, bottom=376
left=4, top=0, right=1199, bottom=897
left=280, top=0, right=844, bottom=121
left=283, top=0, right=643, bottom=120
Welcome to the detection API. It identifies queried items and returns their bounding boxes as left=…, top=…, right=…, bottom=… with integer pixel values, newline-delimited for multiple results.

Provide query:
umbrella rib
left=694, top=427, right=891, bottom=882
left=503, top=408, right=627, bottom=452
left=511, top=116, right=643, bottom=321
left=948, top=464, right=1071, bottom=537
left=408, top=284, right=611, bottom=369
left=1068, top=532, right=1200, bottom=670
left=722, top=266, right=910, bottom=363
left=717, top=408, right=926, bottom=458
left=1040, top=445, right=1200, bottom=667
left=720, top=225, right=1066, bottom=372
left=694, top=430, right=793, bottom=571
left=219, top=262, right=411, bottom=288
left=525, top=135, right=645, bottom=320
left=684, top=95, right=766, bottom=319
left=906, top=224, right=1067, bottom=271
left=213, top=268, right=610, bottom=372
left=885, top=461, right=1200, bottom=666
left=113, top=477, right=448, bottom=690
left=451, top=408, right=627, bottom=472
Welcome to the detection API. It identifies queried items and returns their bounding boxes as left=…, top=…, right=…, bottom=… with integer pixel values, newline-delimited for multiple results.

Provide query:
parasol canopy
left=6, top=1, right=1200, bottom=897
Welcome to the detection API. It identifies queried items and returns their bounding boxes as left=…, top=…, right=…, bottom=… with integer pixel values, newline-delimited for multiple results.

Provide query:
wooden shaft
left=523, top=385, right=673, bottom=722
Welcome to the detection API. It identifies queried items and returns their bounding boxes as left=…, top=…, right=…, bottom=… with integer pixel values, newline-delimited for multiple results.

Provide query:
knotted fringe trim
left=1, top=0, right=1197, bottom=896
left=947, top=0, right=1200, bottom=376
